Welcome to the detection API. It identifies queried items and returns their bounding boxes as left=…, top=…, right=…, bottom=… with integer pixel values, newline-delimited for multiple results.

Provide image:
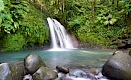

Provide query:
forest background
left=0, top=0, right=131, bottom=52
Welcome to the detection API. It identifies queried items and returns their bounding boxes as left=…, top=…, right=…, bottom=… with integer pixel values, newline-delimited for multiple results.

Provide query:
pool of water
left=0, top=49, right=114, bottom=69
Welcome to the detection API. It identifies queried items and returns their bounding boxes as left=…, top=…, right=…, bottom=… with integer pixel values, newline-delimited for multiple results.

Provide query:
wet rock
left=56, top=66, right=69, bottom=74
left=86, top=72, right=95, bottom=79
left=63, top=75, right=90, bottom=80
left=102, top=51, right=131, bottom=79
left=24, top=53, right=46, bottom=74
left=0, top=61, right=25, bottom=80
left=57, top=72, right=66, bottom=78
left=23, top=74, right=33, bottom=80
left=72, top=70, right=87, bottom=78
left=33, top=66, right=58, bottom=80
left=69, top=69, right=96, bottom=79
left=9, top=61, right=25, bottom=80
left=0, top=63, right=12, bottom=80
left=54, top=77, right=63, bottom=80
left=112, top=50, right=123, bottom=55
left=95, top=72, right=103, bottom=79
left=87, top=68, right=100, bottom=75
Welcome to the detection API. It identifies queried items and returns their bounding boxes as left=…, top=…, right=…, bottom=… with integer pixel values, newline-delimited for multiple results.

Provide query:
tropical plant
left=0, top=0, right=28, bottom=34
left=0, top=0, right=49, bottom=52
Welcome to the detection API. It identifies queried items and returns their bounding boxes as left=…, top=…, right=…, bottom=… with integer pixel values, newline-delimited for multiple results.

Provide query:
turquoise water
left=0, top=49, right=114, bottom=69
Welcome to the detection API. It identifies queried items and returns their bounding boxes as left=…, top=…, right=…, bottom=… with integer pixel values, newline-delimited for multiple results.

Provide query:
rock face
left=33, top=66, right=58, bottom=80
left=24, top=53, right=46, bottom=74
left=102, top=51, right=131, bottom=79
left=0, top=61, right=25, bottom=80
left=69, top=34, right=79, bottom=48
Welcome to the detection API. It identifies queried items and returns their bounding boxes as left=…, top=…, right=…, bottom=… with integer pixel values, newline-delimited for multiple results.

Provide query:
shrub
left=2, top=33, right=26, bottom=52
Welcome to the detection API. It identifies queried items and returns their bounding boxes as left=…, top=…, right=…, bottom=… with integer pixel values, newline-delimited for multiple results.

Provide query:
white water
left=47, top=17, right=74, bottom=49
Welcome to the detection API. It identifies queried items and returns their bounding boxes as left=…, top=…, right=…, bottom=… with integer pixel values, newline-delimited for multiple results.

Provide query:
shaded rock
left=24, top=53, right=46, bottom=74
left=0, top=61, right=25, bottom=80
left=129, top=50, right=131, bottom=56
left=118, top=39, right=131, bottom=49
left=33, top=66, right=58, bottom=80
left=102, top=51, right=131, bottom=79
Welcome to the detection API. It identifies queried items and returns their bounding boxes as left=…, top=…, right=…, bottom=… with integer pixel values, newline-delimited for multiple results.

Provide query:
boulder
left=33, top=66, right=58, bottom=80
left=8, top=61, right=25, bottom=80
left=0, top=63, right=12, bottom=80
left=102, top=51, right=131, bottom=79
left=24, top=53, right=46, bottom=74
left=0, top=61, right=25, bottom=80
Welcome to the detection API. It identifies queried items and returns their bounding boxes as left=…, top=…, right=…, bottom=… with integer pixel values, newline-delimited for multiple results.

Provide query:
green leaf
left=97, top=17, right=102, bottom=21
left=0, top=0, right=4, bottom=11
left=110, top=18, right=117, bottom=25
left=17, top=10, right=24, bottom=15
left=5, top=13, right=12, bottom=21
left=104, top=21, right=109, bottom=25
left=14, top=22, right=19, bottom=28
left=118, top=9, right=125, bottom=14
left=4, top=29, right=10, bottom=34
left=0, top=18, right=2, bottom=24
left=118, top=1, right=126, bottom=8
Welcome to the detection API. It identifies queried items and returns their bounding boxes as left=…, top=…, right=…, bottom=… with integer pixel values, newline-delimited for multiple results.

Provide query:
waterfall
left=47, top=17, right=74, bottom=49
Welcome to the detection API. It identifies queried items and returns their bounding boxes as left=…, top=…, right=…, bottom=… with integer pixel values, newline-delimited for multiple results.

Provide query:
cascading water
left=47, top=17, right=74, bottom=49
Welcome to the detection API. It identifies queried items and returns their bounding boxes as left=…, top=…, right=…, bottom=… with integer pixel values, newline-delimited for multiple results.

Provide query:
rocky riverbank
left=0, top=50, right=131, bottom=80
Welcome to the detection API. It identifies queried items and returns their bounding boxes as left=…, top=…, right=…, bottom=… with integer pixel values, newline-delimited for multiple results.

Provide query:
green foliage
left=42, top=0, right=131, bottom=48
left=1, top=0, right=131, bottom=51
left=0, top=0, right=4, bottom=11
left=0, top=0, right=28, bottom=34
left=2, top=33, right=26, bottom=52
left=74, top=0, right=130, bottom=48
left=20, top=4, right=49, bottom=47
left=0, top=0, right=49, bottom=52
